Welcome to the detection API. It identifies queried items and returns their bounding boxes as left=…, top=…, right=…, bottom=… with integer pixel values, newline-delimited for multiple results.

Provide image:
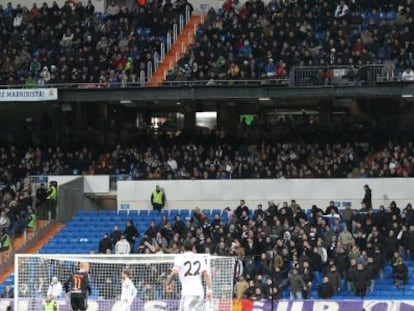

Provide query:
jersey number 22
left=184, top=260, right=201, bottom=276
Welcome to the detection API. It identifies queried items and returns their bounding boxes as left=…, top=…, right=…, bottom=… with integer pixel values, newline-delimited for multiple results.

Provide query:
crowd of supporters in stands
left=0, top=0, right=191, bottom=86
left=167, top=0, right=414, bottom=82
left=0, top=125, right=370, bottom=189
left=0, top=0, right=413, bottom=86
left=97, top=199, right=413, bottom=299
left=362, top=141, right=414, bottom=177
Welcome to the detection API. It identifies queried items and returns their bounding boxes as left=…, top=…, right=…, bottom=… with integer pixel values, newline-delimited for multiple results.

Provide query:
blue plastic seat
left=212, top=209, right=221, bottom=216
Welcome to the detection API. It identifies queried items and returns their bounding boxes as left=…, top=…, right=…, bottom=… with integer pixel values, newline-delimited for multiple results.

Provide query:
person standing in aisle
left=151, top=185, right=166, bottom=212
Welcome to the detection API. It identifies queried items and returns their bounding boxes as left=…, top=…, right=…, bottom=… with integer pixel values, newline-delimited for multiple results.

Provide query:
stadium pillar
left=217, top=104, right=239, bottom=132
left=319, top=100, right=332, bottom=127
left=75, top=102, right=86, bottom=128
left=184, top=103, right=196, bottom=129
left=99, top=103, right=109, bottom=145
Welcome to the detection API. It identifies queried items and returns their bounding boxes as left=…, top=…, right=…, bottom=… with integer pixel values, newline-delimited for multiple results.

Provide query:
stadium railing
left=0, top=64, right=402, bottom=89
left=290, top=64, right=387, bottom=87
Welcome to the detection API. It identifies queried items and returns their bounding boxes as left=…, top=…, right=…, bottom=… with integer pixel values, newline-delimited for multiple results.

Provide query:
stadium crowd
left=0, top=0, right=191, bottom=86
left=362, top=141, right=414, bottom=177
left=167, top=0, right=414, bottom=82
left=96, top=199, right=413, bottom=300
left=0, top=0, right=412, bottom=86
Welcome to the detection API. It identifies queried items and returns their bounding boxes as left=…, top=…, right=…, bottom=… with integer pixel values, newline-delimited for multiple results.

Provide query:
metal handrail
left=0, top=64, right=404, bottom=89
left=147, top=61, right=153, bottom=80
left=139, top=70, right=146, bottom=87
left=179, top=15, right=184, bottom=33
left=148, top=10, right=193, bottom=85
left=173, top=24, right=178, bottom=42
left=166, top=32, right=172, bottom=51
left=160, top=42, right=165, bottom=61
left=185, top=5, right=191, bottom=24
left=0, top=79, right=289, bottom=89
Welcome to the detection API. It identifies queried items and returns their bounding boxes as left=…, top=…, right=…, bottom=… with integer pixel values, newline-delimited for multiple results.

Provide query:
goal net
left=15, top=254, right=235, bottom=311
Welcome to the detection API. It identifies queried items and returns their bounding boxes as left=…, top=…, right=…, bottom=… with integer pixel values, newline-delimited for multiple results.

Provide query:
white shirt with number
left=172, top=252, right=208, bottom=296
left=120, top=278, right=137, bottom=305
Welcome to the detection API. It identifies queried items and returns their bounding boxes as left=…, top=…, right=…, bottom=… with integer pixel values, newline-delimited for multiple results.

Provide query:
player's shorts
left=70, top=293, right=88, bottom=311
left=179, top=295, right=204, bottom=311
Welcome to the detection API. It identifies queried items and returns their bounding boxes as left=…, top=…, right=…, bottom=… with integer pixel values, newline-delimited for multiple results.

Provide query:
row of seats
left=3, top=210, right=414, bottom=300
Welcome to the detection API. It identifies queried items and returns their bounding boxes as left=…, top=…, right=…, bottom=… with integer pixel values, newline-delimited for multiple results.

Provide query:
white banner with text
left=0, top=88, right=58, bottom=102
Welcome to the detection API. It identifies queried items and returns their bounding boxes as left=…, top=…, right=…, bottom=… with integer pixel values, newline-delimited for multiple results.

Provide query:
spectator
left=0, top=228, right=10, bottom=256
left=366, top=256, right=378, bottom=292
left=234, top=276, right=249, bottom=299
left=98, top=233, right=112, bottom=254
left=334, top=1, right=349, bottom=18
left=288, top=268, right=306, bottom=299
left=401, top=68, right=414, bottom=81
left=145, top=221, right=158, bottom=240
left=0, top=211, right=10, bottom=233
left=124, top=220, right=139, bottom=252
left=35, top=183, right=48, bottom=220
left=318, top=276, right=333, bottom=299
left=110, top=224, right=122, bottom=246
left=1, top=285, right=13, bottom=298
left=362, top=184, right=372, bottom=209
left=327, top=265, right=341, bottom=294
left=392, top=253, right=408, bottom=288
left=151, top=185, right=166, bottom=212
left=235, top=200, right=249, bottom=220
left=46, top=276, right=62, bottom=300
left=46, top=182, right=57, bottom=220
left=115, top=234, right=131, bottom=254
left=192, top=207, right=208, bottom=227
left=106, top=1, right=120, bottom=18
left=250, top=287, right=264, bottom=300
left=12, top=12, right=23, bottom=28
left=403, top=225, right=414, bottom=259
left=352, top=263, right=369, bottom=298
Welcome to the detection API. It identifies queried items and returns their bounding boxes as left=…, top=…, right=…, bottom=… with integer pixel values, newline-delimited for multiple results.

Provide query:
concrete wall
left=117, top=178, right=414, bottom=211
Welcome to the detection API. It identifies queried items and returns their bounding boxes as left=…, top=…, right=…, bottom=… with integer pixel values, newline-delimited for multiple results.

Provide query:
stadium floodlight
left=15, top=254, right=235, bottom=311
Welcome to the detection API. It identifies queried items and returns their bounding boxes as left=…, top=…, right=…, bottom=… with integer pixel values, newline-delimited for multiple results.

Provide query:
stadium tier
left=169, top=0, right=413, bottom=82
left=0, top=0, right=190, bottom=86
left=3, top=208, right=414, bottom=305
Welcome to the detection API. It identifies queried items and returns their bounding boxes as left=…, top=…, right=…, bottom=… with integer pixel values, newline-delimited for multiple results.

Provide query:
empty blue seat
left=212, top=209, right=222, bottom=216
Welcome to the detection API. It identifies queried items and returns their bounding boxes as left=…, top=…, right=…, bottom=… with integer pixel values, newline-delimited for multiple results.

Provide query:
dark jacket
left=318, top=282, right=333, bottom=299
left=353, top=268, right=369, bottom=290
left=98, top=237, right=112, bottom=254
left=124, top=224, right=139, bottom=244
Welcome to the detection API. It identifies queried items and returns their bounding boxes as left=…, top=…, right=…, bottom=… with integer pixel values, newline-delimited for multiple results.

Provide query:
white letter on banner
left=144, top=300, right=168, bottom=311
left=290, top=301, right=304, bottom=311
left=313, top=301, right=339, bottom=311
left=362, top=301, right=393, bottom=311
left=0, top=300, right=10, bottom=311
left=274, top=301, right=289, bottom=311
left=253, top=301, right=265, bottom=310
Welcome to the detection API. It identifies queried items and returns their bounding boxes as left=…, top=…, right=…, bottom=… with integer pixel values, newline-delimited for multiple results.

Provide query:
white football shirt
left=172, top=252, right=208, bottom=296
left=120, top=278, right=137, bottom=304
